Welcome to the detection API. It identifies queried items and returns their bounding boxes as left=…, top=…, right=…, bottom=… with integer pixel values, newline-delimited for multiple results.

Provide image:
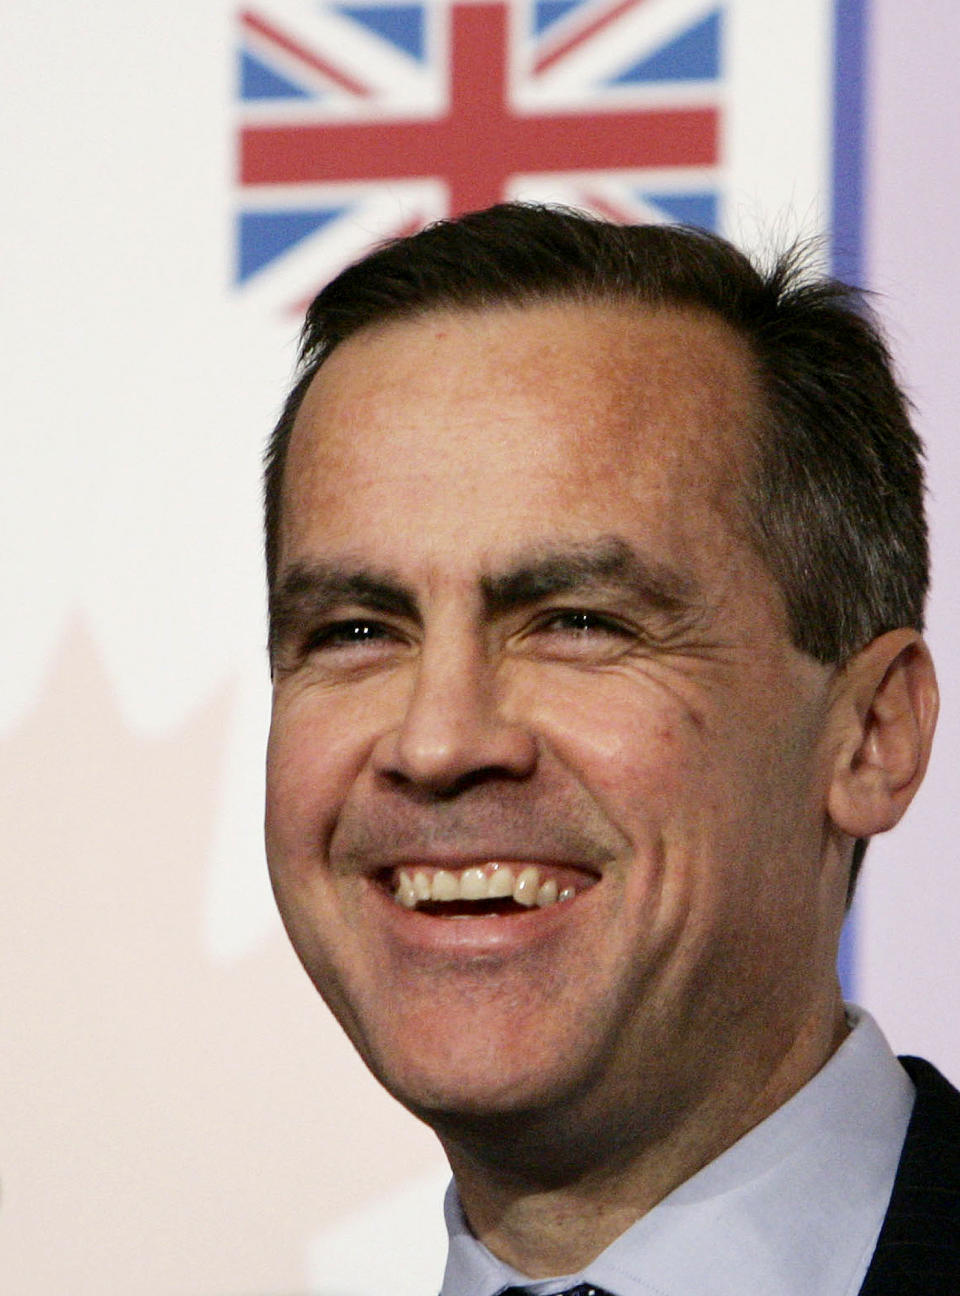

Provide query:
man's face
left=265, top=301, right=847, bottom=1145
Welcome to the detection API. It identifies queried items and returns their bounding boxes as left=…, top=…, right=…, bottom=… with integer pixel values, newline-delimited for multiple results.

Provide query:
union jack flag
left=234, top=0, right=724, bottom=313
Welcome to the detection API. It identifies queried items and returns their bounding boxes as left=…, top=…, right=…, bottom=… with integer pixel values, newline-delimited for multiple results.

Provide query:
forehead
left=280, top=300, right=761, bottom=576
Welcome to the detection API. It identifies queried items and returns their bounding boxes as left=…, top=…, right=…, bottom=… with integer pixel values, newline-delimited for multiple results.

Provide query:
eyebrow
left=269, top=537, right=701, bottom=660
left=480, top=537, right=701, bottom=619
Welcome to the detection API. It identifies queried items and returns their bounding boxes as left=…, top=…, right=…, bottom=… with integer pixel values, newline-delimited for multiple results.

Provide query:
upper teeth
left=394, top=864, right=576, bottom=911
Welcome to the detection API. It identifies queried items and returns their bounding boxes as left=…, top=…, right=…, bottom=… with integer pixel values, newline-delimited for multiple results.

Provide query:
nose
left=371, top=629, right=538, bottom=794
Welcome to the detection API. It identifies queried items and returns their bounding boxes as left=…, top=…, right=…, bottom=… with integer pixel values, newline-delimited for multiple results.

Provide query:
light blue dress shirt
left=440, top=1007, right=914, bottom=1296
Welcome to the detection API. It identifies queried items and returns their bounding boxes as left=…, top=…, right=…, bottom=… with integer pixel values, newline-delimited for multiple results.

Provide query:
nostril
left=373, top=706, right=539, bottom=792
left=380, top=762, right=535, bottom=800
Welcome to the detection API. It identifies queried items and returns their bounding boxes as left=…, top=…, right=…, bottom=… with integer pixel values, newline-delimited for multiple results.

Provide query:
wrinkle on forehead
left=279, top=300, right=764, bottom=574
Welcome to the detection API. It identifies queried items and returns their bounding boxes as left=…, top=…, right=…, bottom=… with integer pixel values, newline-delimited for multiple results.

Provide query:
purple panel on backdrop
left=832, top=0, right=868, bottom=287
left=837, top=903, right=858, bottom=1001
left=832, top=0, right=869, bottom=999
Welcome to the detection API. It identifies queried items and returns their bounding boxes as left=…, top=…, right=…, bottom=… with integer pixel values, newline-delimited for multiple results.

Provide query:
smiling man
left=262, top=205, right=957, bottom=1294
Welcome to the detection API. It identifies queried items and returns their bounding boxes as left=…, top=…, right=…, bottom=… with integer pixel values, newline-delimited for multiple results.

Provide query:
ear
left=827, top=629, right=939, bottom=840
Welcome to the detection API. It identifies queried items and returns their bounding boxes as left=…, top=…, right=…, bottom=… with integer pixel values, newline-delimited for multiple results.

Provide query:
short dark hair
left=264, top=203, right=929, bottom=892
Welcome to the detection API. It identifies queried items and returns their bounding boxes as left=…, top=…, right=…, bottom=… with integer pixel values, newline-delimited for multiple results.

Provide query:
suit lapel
left=857, top=1056, right=960, bottom=1294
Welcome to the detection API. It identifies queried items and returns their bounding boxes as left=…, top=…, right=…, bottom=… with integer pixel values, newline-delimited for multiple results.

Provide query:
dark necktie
left=500, top=1286, right=615, bottom=1296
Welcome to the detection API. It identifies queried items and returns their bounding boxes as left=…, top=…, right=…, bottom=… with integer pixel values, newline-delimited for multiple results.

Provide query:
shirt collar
left=439, top=1006, right=914, bottom=1296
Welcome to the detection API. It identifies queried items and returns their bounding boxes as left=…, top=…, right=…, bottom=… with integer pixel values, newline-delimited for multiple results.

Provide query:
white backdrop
left=1, top=2, right=957, bottom=1293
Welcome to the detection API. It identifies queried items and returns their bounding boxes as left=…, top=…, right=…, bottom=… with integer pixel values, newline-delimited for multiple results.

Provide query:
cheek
left=530, top=672, right=707, bottom=836
left=532, top=671, right=820, bottom=924
left=264, top=704, right=371, bottom=991
left=265, top=689, right=378, bottom=863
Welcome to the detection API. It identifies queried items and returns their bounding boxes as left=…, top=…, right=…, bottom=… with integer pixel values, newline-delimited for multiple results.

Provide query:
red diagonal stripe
left=577, top=188, right=643, bottom=223
left=241, top=9, right=371, bottom=98
left=533, top=0, right=650, bottom=77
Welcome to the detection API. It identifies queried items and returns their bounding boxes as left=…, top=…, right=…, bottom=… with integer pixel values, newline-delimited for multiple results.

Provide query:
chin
left=348, top=1004, right=589, bottom=1126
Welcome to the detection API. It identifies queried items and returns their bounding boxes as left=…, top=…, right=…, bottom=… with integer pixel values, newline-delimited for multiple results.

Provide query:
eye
left=298, top=619, right=410, bottom=677
left=524, top=608, right=637, bottom=661
left=539, top=610, right=629, bottom=637
left=272, top=612, right=413, bottom=679
left=305, top=619, right=393, bottom=651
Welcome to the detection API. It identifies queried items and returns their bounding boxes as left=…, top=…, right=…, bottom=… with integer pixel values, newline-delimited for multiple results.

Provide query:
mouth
left=383, top=861, right=595, bottom=916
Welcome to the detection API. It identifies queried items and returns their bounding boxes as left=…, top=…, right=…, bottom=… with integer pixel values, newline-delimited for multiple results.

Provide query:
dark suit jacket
left=858, top=1056, right=960, bottom=1294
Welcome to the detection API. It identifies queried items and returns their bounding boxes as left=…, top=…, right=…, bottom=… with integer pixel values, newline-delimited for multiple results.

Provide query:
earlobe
left=827, top=629, right=939, bottom=841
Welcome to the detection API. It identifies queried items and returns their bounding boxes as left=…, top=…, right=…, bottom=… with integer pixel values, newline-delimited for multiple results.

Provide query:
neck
left=438, top=997, right=849, bottom=1278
